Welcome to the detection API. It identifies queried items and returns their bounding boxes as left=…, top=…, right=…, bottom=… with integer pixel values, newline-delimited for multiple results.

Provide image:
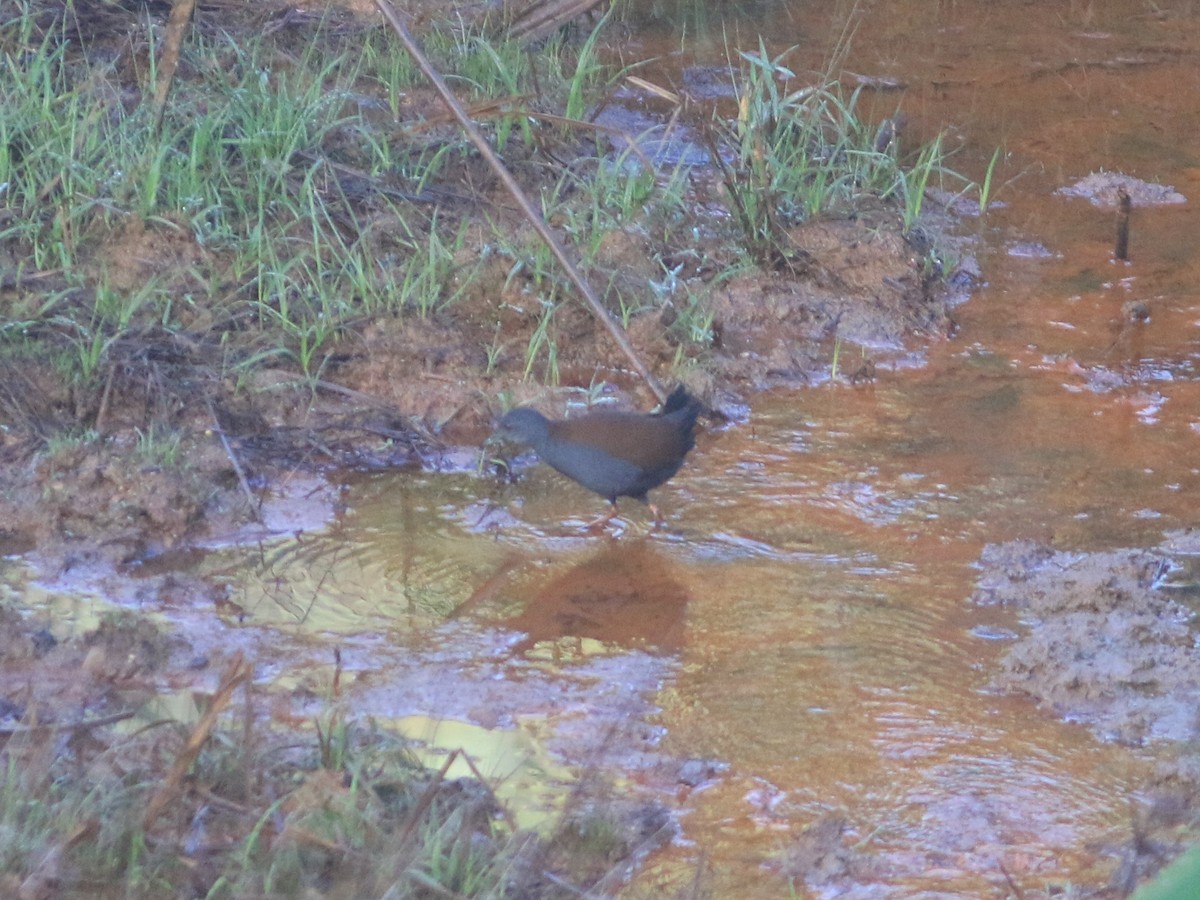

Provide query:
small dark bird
left=495, top=386, right=703, bottom=527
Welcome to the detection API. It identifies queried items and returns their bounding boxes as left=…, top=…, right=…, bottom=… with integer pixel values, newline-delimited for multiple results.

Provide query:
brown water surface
left=154, top=1, right=1200, bottom=895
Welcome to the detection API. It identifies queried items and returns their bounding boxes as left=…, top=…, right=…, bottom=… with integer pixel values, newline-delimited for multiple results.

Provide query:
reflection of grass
left=0, top=640, right=665, bottom=898
left=618, top=0, right=785, bottom=45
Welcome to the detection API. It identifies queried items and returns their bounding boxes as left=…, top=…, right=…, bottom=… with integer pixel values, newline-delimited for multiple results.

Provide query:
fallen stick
left=152, top=0, right=198, bottom=134
left=142, top=652, right=253, bottom=832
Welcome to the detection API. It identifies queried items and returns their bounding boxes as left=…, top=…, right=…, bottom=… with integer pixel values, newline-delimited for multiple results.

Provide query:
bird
left=494, top=385, right=703, bottom=528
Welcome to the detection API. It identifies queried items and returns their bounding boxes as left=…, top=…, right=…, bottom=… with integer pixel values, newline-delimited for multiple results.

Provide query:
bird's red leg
left=584, top=501, right=620, bottom=530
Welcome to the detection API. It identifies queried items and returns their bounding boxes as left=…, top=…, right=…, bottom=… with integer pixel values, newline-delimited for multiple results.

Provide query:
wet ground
left=9, top=0, right=1200, bottom=896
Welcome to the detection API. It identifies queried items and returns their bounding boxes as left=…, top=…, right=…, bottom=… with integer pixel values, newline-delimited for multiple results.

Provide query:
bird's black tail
left=658, top=385, right=703, bottom=435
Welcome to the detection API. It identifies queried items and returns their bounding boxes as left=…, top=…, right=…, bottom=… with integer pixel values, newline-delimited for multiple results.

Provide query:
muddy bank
left=0, top=213, right=971, bottom=571
left=973, top=537, right=1200, bottom=747
left=0, top=190, right=969, bottom=572
left=971, top=537, right=1200, bottom=893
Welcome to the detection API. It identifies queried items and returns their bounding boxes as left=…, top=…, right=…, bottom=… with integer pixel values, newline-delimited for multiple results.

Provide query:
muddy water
left=618, top=4, right=1200, bottom=893
left=159, top=1, right=1200, bottom=895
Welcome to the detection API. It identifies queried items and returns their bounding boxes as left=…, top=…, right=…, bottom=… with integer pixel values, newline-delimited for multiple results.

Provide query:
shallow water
left=616, top=4, right=1200, bottom=891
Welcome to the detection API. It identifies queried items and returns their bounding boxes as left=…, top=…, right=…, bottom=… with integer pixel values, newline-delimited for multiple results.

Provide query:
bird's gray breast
left=540, top=440, right=644, bottom=500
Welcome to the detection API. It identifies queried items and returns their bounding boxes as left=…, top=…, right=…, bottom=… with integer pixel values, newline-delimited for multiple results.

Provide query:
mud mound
left=973, top=539, right=1200, bottom=745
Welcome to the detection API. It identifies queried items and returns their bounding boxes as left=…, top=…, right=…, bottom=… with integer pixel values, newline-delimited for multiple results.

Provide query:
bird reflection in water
left=450, top=540, right=690, bottom=659
left=506, top=540, right=689, bottom=657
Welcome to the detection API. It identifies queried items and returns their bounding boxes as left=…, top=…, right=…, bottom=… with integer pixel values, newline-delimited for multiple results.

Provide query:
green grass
left=1, top=713, right=443, bottom=897
left=134, top=423, right=184, bottom=467
left=1, top=0, right=966, bottom=451
left=977, top=144, right=1004, bottom=214
left=712, top=41, right=967, bottom=266
left=0, top=0, right=621, bottom=426
left=0, top=672, right=664, bottom=899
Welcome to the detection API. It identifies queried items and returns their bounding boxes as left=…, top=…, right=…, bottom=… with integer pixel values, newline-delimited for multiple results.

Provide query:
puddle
left=388, top=715, right=576, bottom=831
left=135, top=335, right=1197, bottom=892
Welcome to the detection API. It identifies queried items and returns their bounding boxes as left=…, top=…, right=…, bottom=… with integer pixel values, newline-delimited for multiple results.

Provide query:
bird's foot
left=583, top=504, right=621, bottom=532
left=648, top=503, right=665, bottom=530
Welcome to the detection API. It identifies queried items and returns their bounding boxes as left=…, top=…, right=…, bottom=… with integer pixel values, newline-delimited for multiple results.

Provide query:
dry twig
left=142, top=652, right=253, bottom=832
left=373, top=0, right=667, bottom=404
left=152, top=0, right=198, bottom=133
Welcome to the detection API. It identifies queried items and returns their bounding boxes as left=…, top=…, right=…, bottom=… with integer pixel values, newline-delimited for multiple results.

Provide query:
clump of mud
left=1056, top=172, right=1187, bottom=207
left=972, top=538, right=1200, bottom=893
left=0, top=592, right=190, bottom=731
left=973, top=538, right=1200, bottom=746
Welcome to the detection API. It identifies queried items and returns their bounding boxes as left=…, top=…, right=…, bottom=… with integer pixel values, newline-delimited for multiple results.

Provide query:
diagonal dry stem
left=142, top=652, right=254, bottom=832
left=372, top=0, right=667, bottom=404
